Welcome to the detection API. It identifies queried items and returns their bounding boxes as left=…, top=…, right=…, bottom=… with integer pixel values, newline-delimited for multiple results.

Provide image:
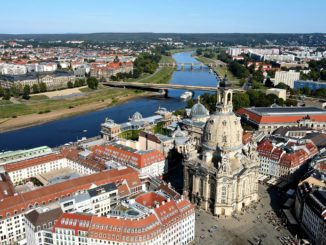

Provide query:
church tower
left=183, top=88, right=259, bottom=216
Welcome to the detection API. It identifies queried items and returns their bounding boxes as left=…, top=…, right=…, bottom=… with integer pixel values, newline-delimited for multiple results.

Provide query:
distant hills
left=0, top=33, right=325, bottom=45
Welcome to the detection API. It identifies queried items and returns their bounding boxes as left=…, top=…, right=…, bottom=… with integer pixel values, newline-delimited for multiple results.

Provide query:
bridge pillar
left=164, top=89, right=169, bottom=98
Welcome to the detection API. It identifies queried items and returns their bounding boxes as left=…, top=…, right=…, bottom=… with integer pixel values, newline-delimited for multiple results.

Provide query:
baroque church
left=182, top=88, right=260, bottom=216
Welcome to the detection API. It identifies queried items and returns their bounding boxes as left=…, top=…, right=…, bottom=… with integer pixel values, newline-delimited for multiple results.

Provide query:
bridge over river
left=158, top=62, right=218, bottom=69
left=102, top=81, right=243, bottom=96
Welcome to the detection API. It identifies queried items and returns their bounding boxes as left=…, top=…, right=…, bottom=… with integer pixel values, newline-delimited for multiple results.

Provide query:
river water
left=0, top=52, right=218, bottom=151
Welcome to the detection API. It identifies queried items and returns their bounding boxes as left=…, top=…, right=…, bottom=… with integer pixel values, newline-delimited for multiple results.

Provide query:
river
left=0, top=52, right=218, bottom=151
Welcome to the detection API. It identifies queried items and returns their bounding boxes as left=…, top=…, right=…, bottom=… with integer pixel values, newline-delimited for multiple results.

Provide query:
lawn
left=29, top=95, right=49, bottom=100
left=126, top=67, right=174, bottom=84
left=136, top=67, right=174, bottom=84
left=160, top=55, right=175, bottom=63
left=0, top=87, right=140, bottom=118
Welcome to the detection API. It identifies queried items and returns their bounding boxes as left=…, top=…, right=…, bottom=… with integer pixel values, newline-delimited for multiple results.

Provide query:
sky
left=1, top=0, right=325, bottom=34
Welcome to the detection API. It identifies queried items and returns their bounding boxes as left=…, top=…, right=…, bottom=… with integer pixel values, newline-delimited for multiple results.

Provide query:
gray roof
left=25, top=207, right=62, bottom=229
left=87, top=183, right=117, bottom=197
left=108, top=141, right=157, bottom=155
left=246, top=106, right=326, bottom=116
left=182, top=119, right=206, bottom=128
left=190, top=102, right=209, bottom=118
left=273, top=126, right=311, bottom=136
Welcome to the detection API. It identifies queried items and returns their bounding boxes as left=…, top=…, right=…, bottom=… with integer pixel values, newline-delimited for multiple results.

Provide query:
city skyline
left=1, top=0, right=326, bottom=34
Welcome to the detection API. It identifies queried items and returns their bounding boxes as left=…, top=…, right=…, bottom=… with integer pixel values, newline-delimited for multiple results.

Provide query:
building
left=266, top=88, right=287, bottom=101
left=3, top=149, right=107, bottom=185
left=59, top=182, right=118, bottom=216
left=0, top=167, right=141, bottom=244
left=274, top=71, right=300, bottom=88
left=247, top=62, right=275, bottom=72
left=257, top=138, right=318, bottom=180
left=92, top=142, right=167, bottom=177
left=180, top=98, right=210, bottom=146
left=90, top=61, right=133, bottom=80
left=236, top=106, right=326, bottom=134
left=0, top=64, right=27, bottom=75
left=100, top=112, right=164, bottom=141
left=0, top=146, right=52, bottom=165
left=0, top=71, right=75, bottom=90
left=138, top=131, right=174, bottom=157
left=301, top=189, right=326, bottom=245
left=183, top=88, right=260, bottom=216
left=24, top=204, right=62, bottom=245
left=100, top=118, right=121, bottom=141
left=294, top=80, right=326, bottom=91
left=52, top=191, right=195, bottom=245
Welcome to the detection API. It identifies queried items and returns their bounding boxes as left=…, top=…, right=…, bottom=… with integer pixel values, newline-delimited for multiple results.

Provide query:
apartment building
left=92, top=142, right=167, bottom=177
left=257, top=139, right=318, bottom=179
left=0, top=167, right=141, bottom=244
left=24, top=205, right=62, bottom=245
left=52, top=192, right=195, bottom=245
left=274, top=71, right=300, bottom=88
left=60, top=183, right=119, bottom=216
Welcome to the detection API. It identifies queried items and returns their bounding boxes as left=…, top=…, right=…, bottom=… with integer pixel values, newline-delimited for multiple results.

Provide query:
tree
left=3, top=89, right=10, bottom=100
left=252, top=70, right=264, bottom=83
left=22, top=85, right=30, bottom=100
left=275, top=82, right=290, bottom=90
left=301, top=86, right=311, bottom=96
left=315, top=88, right=326, bottom=98
left=321, top=70, right=326, bottom=81
left=67, top=81, right=73, bottom=88
left=252, top=81, right=265, bottom=89
left=0, top=87, right=4, bottom=97
left=265, top=78, right=274, bottom=88
left=229, top=61, right=250, bottom=79
left=32, top=84, right=39, bottom=93
left=132, top=69, right=141, bottom=79
left=39, top=82, right=47, bottom=92
left=232, top=93, right=250, bottom=111
left=10, top=84, right=21, bottom=97
left=196, top=48, right=203, bottom=56
left=87, top=77, right=99, bottom=89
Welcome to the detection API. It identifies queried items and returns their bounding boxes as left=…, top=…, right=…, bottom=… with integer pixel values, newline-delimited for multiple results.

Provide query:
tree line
left=110, top=52, right=162, bottom=81
left=186, top=91, right=297, bottom=113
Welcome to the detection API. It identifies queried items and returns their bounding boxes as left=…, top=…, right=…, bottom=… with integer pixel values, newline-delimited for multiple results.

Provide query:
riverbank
left=0, top=89, right=153, bottom=133
left=195, top=55, right=240, bottom=87
left=0, top=60, right=175, bottom=132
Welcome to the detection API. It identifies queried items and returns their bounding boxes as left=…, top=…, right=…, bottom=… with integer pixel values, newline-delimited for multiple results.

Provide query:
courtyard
left=194, top=184, right=296, bottom=245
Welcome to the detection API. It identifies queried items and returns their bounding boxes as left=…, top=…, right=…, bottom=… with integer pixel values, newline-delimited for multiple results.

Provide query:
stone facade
left=182, top=88, right=260, bottom=216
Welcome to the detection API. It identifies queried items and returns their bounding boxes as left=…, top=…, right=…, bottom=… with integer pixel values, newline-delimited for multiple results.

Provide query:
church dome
left=202, top=89, right=243, bottom=153
left=130, top=112, right=143, bottom=121
left=172, top=126, right=188, bottom=145
left=190, top=100, right=209, bottom=119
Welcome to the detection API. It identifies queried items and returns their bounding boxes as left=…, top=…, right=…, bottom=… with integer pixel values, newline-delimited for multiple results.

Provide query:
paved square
left=194, top=184, right=294, bottom=245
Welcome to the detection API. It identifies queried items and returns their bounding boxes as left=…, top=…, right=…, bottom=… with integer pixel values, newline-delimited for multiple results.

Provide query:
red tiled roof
left=52, top=213, right=92, bottom=235
left=135, top=192, right=166, bottom=209
left=92, top=145, right=165, bottom=169
left=0, top=168, right=140, bottom=219
left=52, top=194, right=194, bottom=240
left=154, top=199, right=180, bottom=227
left=4, top=153, right=64, bottom=172
left=236, top=108, right=326, bottom=124
left=242, top=132, right=253, bottom=145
